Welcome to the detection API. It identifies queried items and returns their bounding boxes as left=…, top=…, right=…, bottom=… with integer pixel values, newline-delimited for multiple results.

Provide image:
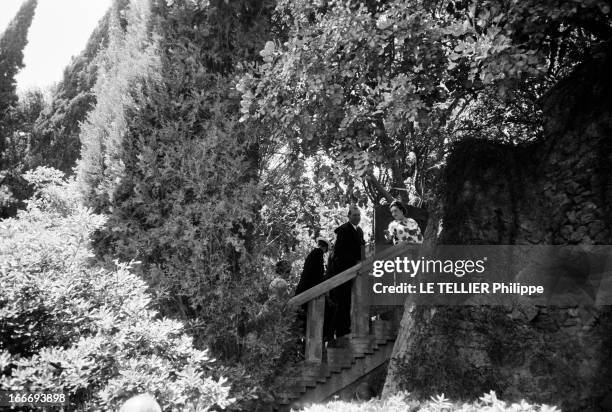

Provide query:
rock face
left=383, top=42, right=612, bottom=411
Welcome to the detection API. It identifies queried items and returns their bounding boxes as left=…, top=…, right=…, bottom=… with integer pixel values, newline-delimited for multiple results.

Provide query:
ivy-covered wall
left=384, top=42, right=612, bottom=411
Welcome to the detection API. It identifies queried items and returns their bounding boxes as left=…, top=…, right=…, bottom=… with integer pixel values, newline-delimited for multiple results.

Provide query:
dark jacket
left=295, top=247, right=325, bottom=295
left=329, top=222, right=365, bottom=276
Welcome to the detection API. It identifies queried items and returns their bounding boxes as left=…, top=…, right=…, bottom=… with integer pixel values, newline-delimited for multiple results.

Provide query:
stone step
left=326, top=347, right=354, bottom=369
left=285, top=382, right=307, bottom=394
left=297, top=369, right=328, bottom=384
left=349, top=336, right=375, bottom=356
left=299, top=362, right=331, bottom=382
left=276, top=393, right=298, bottom=406
left=276, top=385, right=302, bottom=402
left=327, top=360, right=343, bottom=373
left=372, top=319, right=392, bottom=340
left=282, top=376, right=316, bottom=388
left=274, top=333, right=397, bottom=410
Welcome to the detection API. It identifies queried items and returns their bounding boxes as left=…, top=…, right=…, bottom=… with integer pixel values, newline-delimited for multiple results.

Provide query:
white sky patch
left=0, top=0, right=112, bottom=92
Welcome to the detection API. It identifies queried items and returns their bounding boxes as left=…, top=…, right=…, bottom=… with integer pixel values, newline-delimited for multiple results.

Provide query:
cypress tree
left=76, top=0, right=159, bottom=211
left=31, top=0, right=130, bottom=172
left=0, top=0, right=38, bottom=168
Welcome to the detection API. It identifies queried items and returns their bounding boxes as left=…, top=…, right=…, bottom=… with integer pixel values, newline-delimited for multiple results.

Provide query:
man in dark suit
left=328, top=205, right=365, bottom=340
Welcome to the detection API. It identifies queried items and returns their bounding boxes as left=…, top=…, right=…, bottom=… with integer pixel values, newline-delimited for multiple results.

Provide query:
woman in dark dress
left=295, top=237, right=331, bottom=347
left=295, top=238, right=329, bottom=295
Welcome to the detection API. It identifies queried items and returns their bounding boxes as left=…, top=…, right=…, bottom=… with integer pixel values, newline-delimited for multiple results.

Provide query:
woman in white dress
left=384, top=200, right=423, bottom=244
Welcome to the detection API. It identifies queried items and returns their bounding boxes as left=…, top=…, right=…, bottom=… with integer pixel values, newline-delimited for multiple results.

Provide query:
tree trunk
left=382, top=41, right=612, bottom=410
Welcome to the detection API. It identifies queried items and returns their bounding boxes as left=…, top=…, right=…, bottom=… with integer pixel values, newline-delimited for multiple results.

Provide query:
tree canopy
left=28, top=1, right=124, bottom=173
left=0, top=0, right=37, bottom=134
left=0, top=0, right=38, bottom=217
left=239, top=0, right=611, bottom=206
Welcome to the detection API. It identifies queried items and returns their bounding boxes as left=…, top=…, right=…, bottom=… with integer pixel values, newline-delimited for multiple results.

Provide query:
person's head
left=347, top=204, right=361, bottom=226
left=389, top=200, right=407, bottom=221
left=316, top=237, right=330, bottom=253
left=119, top=394, right=161, bottom=412
left=268, top=277, right=289, bottom=299
left=275, top=259, right=291, bottom=276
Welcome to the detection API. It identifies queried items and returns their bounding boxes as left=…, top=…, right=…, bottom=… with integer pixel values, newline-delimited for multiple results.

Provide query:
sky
left=0, top=0, right=112, bottom=92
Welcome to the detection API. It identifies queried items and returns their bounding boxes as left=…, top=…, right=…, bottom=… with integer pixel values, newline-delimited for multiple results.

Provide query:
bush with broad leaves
left=298, top=391, right=560, bottom=412
left=0, top=167, right=234, bottom=411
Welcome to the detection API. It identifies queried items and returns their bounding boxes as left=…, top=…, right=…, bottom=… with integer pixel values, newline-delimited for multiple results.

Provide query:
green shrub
left=0, top=167, right=233, bottom=411
left=82, top=3, right=299, bottom=407
left=297, top=391, right=560, bottom=412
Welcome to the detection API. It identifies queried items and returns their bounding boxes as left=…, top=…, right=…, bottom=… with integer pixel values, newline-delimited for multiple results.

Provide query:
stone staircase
left=274, top=319, right=397, bottom=411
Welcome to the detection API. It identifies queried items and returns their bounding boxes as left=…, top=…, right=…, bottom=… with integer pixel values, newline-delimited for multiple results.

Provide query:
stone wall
left=383, top=41, right=612, bottom=411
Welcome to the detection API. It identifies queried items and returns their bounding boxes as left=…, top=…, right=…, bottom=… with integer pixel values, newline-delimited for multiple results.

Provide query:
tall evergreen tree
left=30, top=0, right=130, bottom=172
left=0, top=0, right=38, bottom=218
left=0, top=0, right=38, bottom=168
left=88, top=1, right=296, bottom=405
left=76, top=0, right=159, bottom=211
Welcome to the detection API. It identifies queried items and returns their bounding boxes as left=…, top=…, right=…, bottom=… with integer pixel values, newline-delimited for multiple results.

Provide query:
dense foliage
left=239, top=0, right=611, bottom=206
left=0, top=0, right=37, bottom=150
left=298, top=391, right=560, bottom=411
left=0, top=0, right=38, bottom=218
left=77, top=0, right=160, bottom=212
left=1, top=0, right=610, bottom=409
left=0, top=167, right=233, bottom=411
left=74, top=0, right=306, bottom=407
left=0, top=88, right=47, bottom=217
left=28, top=1, right=130, bottom=173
